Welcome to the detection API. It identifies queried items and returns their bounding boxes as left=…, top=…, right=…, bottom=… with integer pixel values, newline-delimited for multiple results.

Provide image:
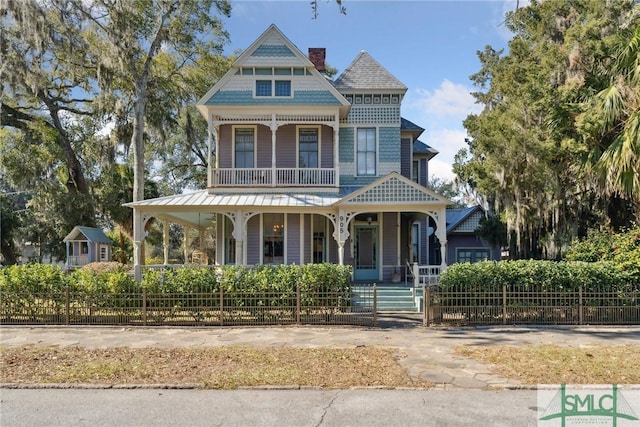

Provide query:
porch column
left=271, top=115, right=277, bottom=187
left=232, top=210, right=246, bottom=266
left=333, top=118, right=340, bottom=187
left=434, top=207, right=448, bottom=272
left=133, top=210, right=143, bottom=281
left=162, top=220, right=169, bottom=265
left=333, top=209, right=351, bottom=265
left=207, top=116, right=213, bottom=187
left=183, top=226, right=190, bottom=263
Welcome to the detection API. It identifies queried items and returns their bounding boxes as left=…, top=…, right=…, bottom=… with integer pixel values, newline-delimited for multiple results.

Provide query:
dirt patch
left=456, top=344, right=640, bottom=384
left=0, top=345, right=430, bottom=389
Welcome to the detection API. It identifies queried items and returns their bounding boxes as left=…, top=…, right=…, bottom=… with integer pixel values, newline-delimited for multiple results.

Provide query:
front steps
left=351, top=285, right=420, bottom=312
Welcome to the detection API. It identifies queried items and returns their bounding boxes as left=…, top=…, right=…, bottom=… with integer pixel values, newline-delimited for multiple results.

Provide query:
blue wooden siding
left=256, top=125, right=271, bottom=168
left=251, top=45, right=295, bottom=57
left=419, top=158, right=428, bottom=186
left=275, top=125, right=296, bottom=168
left=206, top=90, right=341, bottom=106
left=287, top=213, right=300, bottom=264
left=246, top=215, right=260, bottom=265
left=219, top=125, right=232, bottom=168
left=400, top=138, right=411, bottom=179
left=320, top=125, right=333, bottom=168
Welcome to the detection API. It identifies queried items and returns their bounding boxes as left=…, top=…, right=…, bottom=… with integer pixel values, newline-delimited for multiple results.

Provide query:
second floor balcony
left=209, top=167, right=337, bottom=188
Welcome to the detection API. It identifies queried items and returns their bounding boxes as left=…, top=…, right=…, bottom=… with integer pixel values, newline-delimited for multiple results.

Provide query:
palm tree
left=591, top=23, right=640, bottom=214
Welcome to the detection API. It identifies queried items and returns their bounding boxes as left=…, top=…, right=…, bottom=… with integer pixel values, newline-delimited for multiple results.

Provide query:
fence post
left=502, top=285, right=507, bottom=325
left=65, top=286, right=70, bottom=326
left=296, top=283, right=301, bottom=325
left=578, top=285, right=583, bottom=325
left=142, top=287, right=147, bottom=326
left=373, top=284, right=377, bottom=327
left=423, top=285, right=429, bottom=327
left=220, top=287, right=224, bottom=327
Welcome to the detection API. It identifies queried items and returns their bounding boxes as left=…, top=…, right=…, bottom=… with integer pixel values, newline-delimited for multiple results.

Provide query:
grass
left=456, top=344, right=640, bottom=384
left=0, top=345, right=430, bottom=389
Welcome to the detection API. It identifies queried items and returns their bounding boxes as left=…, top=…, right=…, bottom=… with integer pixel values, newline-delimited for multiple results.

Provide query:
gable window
left=275, top=80, right=291, bottom=96
left=456, top=248, right=490, bottom=263
left=255, top=80, right=291, bottom=97
left=298, top=128, right=319, bottom=168
left=263, top=213, right=284, bottom=264
left=357, top=128, right=376, bottom=176
left=256, top=80, right=271, bottom=96
left=234, top=128, right=255, bottom=168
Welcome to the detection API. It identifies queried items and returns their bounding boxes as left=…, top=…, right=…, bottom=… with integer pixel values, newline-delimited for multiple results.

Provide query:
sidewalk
left=2, top=319, right=639, bottom=390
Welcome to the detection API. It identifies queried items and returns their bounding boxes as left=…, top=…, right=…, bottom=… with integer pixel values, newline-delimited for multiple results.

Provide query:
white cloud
left=409, top=80, right=481, bottom=119
left=424, top=128, right=469, bottom=181
left=428, top=158, right=457, bottom=183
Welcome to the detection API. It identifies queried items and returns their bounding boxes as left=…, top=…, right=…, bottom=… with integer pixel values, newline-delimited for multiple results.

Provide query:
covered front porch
left=126, top=172, right=451, bottom=284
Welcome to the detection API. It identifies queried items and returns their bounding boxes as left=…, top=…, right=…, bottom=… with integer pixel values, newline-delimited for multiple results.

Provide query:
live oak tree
left=457, top=0, right=638, bottom=260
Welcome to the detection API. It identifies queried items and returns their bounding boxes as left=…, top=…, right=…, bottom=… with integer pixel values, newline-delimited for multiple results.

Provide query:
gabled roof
left=196, top=24, right=350, bottom=118
left=334, top=51, right=407, bottom=92
left=337, top=172, right=451, bottom=206
left=446, top=205, right=484, bottom=233
left=413, top=140, right=439, bottom=160
left=63, top=226, right=111, bottom=244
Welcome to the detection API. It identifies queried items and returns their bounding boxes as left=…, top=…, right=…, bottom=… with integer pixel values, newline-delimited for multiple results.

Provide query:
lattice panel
left=342, top=106, right=400, bottom=124
left=346, top=177, right=440, bottom=204
left=453, top=211, right=482, bottom=232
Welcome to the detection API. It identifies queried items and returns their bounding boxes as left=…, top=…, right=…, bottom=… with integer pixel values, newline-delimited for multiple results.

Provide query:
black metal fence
left=0, top=285, right=376, bottom=327
left=423, top=285, right=640, bottom=326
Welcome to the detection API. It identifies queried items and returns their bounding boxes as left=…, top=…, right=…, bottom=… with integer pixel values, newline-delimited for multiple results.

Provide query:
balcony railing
left=210, top=168, right=336, bottom=187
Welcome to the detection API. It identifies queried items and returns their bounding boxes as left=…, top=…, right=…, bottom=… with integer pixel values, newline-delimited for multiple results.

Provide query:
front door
left=354, top=225, right=379, bottom=281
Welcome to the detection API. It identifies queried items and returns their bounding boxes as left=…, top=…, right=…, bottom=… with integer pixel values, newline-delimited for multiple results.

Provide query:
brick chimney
left=308, top=48, right=326, bottom=73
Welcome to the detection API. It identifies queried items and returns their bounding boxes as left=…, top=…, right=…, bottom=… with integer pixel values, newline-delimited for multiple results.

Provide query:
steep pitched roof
left=64, top=226, right=111, bottom=244
left=334, top=51, right=407, bottom=92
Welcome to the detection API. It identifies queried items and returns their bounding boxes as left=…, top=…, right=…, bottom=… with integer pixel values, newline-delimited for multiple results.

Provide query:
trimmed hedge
left=439, top=260, right=636, bottom=292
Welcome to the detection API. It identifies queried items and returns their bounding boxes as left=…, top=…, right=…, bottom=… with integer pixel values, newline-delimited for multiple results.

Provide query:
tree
left=457, top=0, right=637, bottom=260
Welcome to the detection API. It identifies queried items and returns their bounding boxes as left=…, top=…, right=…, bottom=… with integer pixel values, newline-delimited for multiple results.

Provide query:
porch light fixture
left=367, top=216, right=372, bottom=225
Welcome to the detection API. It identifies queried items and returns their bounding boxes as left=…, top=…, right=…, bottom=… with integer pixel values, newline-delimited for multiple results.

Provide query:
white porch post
left=435, top=207, right=448, bottom=272
left=162, top=220, right=169, bottom=265
left=271, top=114, right=277, bottom=187
left=133, top=210, right=143, bottom=281
left=207, top=116, right=213, bottom=187
left=333, top=117, right=340, bottom=187
left=333, top=209, right=350, bottom=266
left=232, top=210, right=246, bottom=266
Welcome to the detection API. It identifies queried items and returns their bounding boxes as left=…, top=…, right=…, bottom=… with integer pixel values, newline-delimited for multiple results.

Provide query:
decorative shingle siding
left=206, top=90, right=341, bottom=106
left=251, top=44, right=295, bottom=57
left=287, top=214, right=300, bottom=264
left=339, top=127, right=354, bottom=163
left=452, top=211, right=483, bottom=233
left=379, top=127, right=399, bottom=161
left=339, top=175, right=376, bottom=187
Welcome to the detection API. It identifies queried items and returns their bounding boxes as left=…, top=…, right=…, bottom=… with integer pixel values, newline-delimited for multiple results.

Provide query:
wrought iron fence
left=422, top=285, right=640, bottom=326
left=0, top=285, right=376, bottom=327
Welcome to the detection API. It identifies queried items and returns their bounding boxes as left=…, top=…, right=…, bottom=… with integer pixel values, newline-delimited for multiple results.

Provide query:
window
left=412, top=160, right=420, bottom=183
left=224, top=216, right=236, bottom=264
left=256, top=80, right=271, bottom=96
left=457, top=248, right=490, bottom=263
left=255, top=80, right=291, bottom=97
left=80, top=242, right=89, bottom=255
left=298, top=128, right=319, bottom=168
left=412, top=222, right=420, bottom=263
left=312, top=215, right=326, bottom=263
left=275, top=80, right=291, bottom=96
left=357, top=128, right=376, bottom=176
left=263, top=213, right=284, bottom=264
left=234, top=128, right=254, bottom=168
left=100, top=246, right=108, bottom=261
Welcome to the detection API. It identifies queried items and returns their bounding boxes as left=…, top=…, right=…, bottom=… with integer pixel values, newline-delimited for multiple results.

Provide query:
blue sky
left=222, top=0, right=522, bottom=181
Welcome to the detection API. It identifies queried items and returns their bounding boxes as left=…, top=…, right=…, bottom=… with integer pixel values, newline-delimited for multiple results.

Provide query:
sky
left=221, top=0, right=523, bottom=182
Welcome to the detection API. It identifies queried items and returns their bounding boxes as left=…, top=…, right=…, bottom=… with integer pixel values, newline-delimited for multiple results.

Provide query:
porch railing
left=66, top=255, right=89, bottom=268
left=406, top=262, right=441, bottom=287
left=210, top=167, right=336, bottom=187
